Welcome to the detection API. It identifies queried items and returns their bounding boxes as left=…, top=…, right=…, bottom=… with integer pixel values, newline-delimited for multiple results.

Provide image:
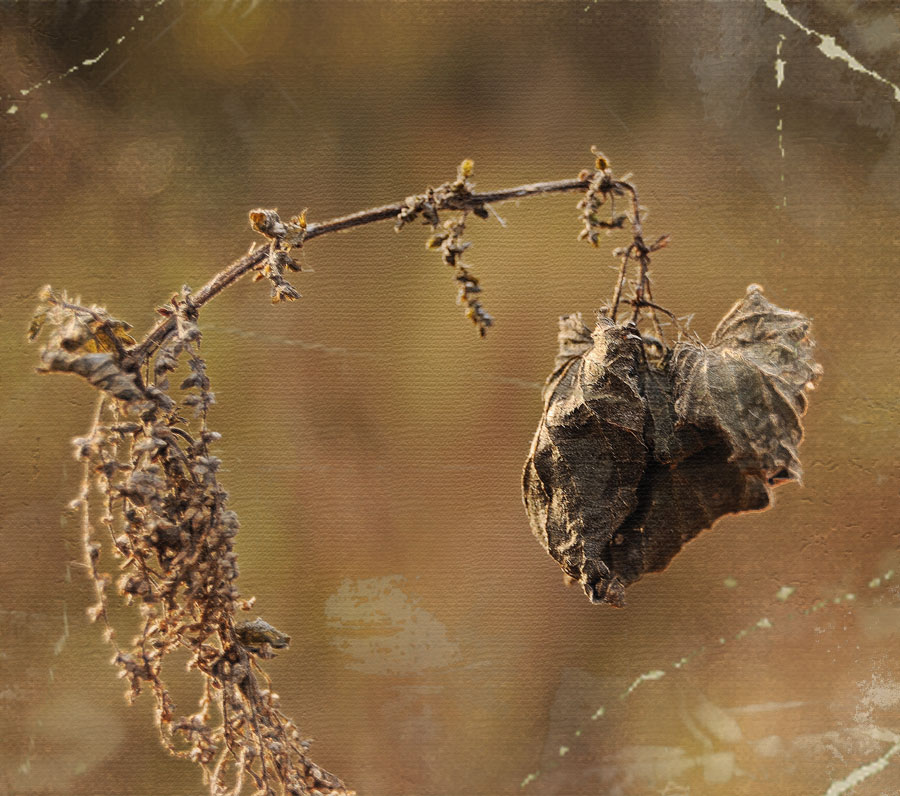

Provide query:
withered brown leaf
left=523, top=285, right=821, bottom=606
left=672, top=284, right=821, bottom=483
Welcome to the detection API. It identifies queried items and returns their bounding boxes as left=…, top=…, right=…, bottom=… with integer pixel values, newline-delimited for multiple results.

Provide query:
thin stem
left=632, top=298, right=693, bottom=340
left=308, top=177, right=589, bottom=240
left=630, top=253, right=650, bottom=326
left=80, top=396, right=117, bottom=640
left=642, top=282, right=666, bottom=342
left=129, top=178, right=590, bottom=363
left=601, top=177, right=656, bottom=330
left=614, top=179, right=643, bottom=239
left=610, top=245, right=633, bottom=322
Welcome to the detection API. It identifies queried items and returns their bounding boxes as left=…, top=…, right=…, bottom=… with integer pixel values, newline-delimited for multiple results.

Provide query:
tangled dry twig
left=31, top=286, right=350, bottom=796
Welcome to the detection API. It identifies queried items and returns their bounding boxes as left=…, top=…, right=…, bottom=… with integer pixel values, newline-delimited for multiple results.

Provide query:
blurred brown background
left=1, top=2, right=898, bottom=794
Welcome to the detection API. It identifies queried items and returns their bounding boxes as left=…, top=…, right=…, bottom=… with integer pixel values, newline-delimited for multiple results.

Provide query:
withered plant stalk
left=28, top=151, right=667, bottom=796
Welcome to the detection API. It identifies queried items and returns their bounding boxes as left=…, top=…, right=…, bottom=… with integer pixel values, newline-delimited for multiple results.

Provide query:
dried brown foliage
left=27, top=150, right=821, bottom=795
left=523, top=155, right=822, bottom=605
left=26, top=155, right=599, bottom=795
left=30, top=286, right=350, bottom=796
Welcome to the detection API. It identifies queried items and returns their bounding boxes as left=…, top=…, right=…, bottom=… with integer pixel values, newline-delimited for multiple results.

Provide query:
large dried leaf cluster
left=30, top=287, right=352, bottom=796
left=523, top=155, right=821, bottom=606
left=523, top=285, right=821, bottom=606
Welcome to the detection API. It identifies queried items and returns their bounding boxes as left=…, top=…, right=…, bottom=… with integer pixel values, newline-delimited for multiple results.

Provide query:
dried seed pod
left=523, top=286, right=820, bottom=606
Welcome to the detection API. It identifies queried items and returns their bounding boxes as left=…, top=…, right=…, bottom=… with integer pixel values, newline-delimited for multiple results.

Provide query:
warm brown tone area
left=1, top=2, right=898, bottom=795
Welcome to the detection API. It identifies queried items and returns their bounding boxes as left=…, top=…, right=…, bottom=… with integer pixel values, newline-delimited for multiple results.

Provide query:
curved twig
left=130, top=177, right=590, bottom=362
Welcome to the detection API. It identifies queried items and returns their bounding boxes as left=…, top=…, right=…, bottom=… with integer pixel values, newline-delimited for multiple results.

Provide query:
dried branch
left=31, top=287, right=351, bottom=796
left=28, top=148, right=670, bottom=796
left=132, top=169, right=590, bottom=362
left=575, top=147, right=672, bottom=343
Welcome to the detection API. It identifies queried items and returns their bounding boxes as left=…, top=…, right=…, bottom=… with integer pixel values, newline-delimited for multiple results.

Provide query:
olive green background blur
left=1, top=2, right=898, bottom=795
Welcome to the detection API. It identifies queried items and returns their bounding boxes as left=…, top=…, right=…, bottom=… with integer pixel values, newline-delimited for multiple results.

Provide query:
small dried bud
left=235, top=617, right=291, bottom=653
left=425, top=232, right=449, bottom=250
left=272, top=283, right=301, bottom=303
left=591, top=145, right=610, bottom=171
left=249, top=209, right=286, bottom=239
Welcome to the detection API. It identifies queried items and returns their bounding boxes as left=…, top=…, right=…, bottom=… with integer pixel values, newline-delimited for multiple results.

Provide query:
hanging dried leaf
left=523, top=286, right=820, bottom=606
left=672, top=284, right=821, bottom=483
left=524, top=315, right=647, bottom=606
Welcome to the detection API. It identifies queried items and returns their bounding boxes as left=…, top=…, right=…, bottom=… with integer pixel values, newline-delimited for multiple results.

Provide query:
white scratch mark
left=621, top=669, right=666, bottom=698
left=0, top=137, right=36, bottom=174
left=776, top=585, right=795, bottom=601
left=774, top=33, right=787, bottom=227
left=219, top=21, right=249, bottom=56
left=143, top=9, right=188, bottom=50
left=764, top=0, right=900, bottom=103
left=95, top=56, right=133, bottom=90
left=775, top=33, right=787, bottom=88
left=729, top=700, right=807, bottom=714
left=823, top=739, right=900, bottom=796
left=53, top=602, right=69, bottom=656
left=3, top=0, right=168, bottom=104
left=81, top=48, right=110, bottom=67
left=201, top=321, right=373, bottom=358
left=240, top=0, right=264, bottom=18
left=488, top=203, right=508, bottom=228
